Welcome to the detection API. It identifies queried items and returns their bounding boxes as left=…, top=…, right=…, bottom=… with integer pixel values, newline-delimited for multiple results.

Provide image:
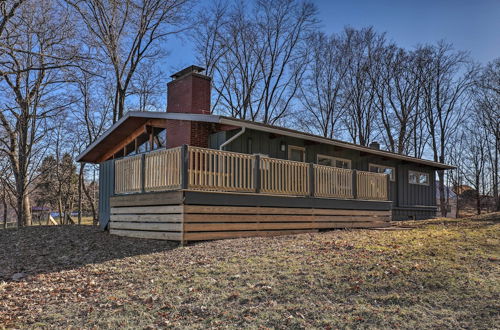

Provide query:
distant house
left=77, top=66, right=454, bottom=243
left=436, top=183, right=458, bottom=218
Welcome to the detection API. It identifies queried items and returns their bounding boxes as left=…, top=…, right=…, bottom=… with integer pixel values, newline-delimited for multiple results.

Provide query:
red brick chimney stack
left=165, top=65, right=212, bottom=149
left=167, top=65, right=211, bottom=114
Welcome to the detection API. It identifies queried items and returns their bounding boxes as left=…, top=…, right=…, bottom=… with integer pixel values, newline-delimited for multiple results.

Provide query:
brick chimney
left=167, top=65, right=211, bottom=114
left=165, top=65, right=212, bottom=148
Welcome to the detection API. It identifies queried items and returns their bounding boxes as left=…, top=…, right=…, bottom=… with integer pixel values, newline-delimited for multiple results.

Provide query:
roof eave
left=218, top=117, right=455, bottom=170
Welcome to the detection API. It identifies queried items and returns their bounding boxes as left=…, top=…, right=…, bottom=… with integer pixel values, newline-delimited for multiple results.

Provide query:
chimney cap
left=369, top=141, right=380, bottom=150
left=170, top=65, right=205, bottom=79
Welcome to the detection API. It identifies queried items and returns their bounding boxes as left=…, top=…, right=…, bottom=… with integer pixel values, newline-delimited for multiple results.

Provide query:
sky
left=164, top=0, right=500, bottom=73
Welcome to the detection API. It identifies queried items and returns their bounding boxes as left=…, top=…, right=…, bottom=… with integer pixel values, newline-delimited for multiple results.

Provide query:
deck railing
left=113, top=145, right=389, bottom=200
left=260, top=157, right=309, bottom=195
left=188, top=146, right=255, bottom=192
left=114, top=155, right=142, bottom=194
left=314, top=164, right=353, bottom=199
left=356, top=170, right=388, bottom=201
left=144, top=147, right=182, bottom=191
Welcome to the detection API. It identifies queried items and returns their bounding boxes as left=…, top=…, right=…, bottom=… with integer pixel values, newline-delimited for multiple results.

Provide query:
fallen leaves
left=0, top=214, right=499, bottom=328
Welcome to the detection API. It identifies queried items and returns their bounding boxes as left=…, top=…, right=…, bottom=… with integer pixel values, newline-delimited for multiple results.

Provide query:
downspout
left=219, top=127, right=246, bottom=150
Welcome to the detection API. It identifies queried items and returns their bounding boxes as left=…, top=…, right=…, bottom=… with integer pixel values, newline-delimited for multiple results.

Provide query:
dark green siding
left=98, top=160, right=114, bottom=230
left=211, top=128, right=438, bottom=220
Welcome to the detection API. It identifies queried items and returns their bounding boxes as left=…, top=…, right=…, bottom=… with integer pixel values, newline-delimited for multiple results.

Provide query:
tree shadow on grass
left=0, top=225, right=179, bottom=281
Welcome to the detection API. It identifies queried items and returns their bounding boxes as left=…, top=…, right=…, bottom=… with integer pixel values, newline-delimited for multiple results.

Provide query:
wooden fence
left=314, top=164, right=353, bottom=199
left=260, top=157, right=309, bottom=195
left=114, top=155, right=142, bottom=194
left=356, top=170, right=388, bottom=200
left=113, top=146, right=389, bottom=201
left=188, top=146, right=255, bottom=192
left=144, top=147, right=182, bottom=191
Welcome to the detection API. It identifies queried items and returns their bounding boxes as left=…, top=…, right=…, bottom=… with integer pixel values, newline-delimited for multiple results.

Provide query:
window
left=152, top=127, right=166, bottom=149
left=369, top=163, right=395, bottom=181
left=408, top=170, right=430, bottom=185
left=317, top=154, right=351, bottom=169
left=288, top=145, right=305, bottom=162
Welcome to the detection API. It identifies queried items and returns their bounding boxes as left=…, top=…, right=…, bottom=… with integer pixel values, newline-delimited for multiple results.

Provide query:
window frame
left=287, top=145, right=305, bottom=162
left=316, top=154, right=352, bottom=169
left=408, top=170, right=430, bottom=186
left=368, top=163, right=396, bottom=181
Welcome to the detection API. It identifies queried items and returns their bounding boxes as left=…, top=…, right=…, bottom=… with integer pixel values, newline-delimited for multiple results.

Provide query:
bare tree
left=475, top=58, right=500, bottom=211
left=69, top=70, right=112, bottom=225
left=68, top=0, right=191, bottom=122
left=195, top=0, right=317, bottom=124
left=129, top=60, right=166, bottom=111
left=462, top=126, right=488, bottom=215
left=342, top=27, right=385, bottom=146
left=0, top=0, right=79, bottom=227
left=370, top=45, right=424, bottom=154
left=419, top=42, right=477, bottom=216
left=297, top=32, right=349, bottom=138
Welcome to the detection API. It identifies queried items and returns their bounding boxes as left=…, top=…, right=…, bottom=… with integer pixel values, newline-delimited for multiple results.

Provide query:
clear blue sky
left=165, top=0, right=500, bottom=73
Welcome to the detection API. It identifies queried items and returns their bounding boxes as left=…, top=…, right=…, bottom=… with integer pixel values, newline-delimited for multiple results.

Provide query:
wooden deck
left=109, top=191, right=392, bottom=243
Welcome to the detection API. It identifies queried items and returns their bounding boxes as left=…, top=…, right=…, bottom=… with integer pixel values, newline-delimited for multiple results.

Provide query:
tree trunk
left=2, top=191, right=7, bottom=229
left=437, top=170, right=447, bottom=217
left=82, top=179, right=97, bottom=226
left=476, top=189, right=481, bottom=215
left=58, top=197, right=64, bottom=225
left=78, top=165, right=83, bottom=225
left=494, top=137, right=500, bottom=211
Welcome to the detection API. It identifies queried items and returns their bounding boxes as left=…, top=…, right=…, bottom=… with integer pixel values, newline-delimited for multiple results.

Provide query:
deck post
left=352, top=169, right=357, bottom=199
left=254, top=154, right=260, bottom=193
left=140, top=153, right=146, bottom=193
left=309, top=163, right=315, bottom=197
left=181, top=144, right=189, bottom=189
left=386, top=173, right=390, bottom=200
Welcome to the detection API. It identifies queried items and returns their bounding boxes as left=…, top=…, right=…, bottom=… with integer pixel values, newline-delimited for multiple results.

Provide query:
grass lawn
left=1, top=214, right=499, bottom=329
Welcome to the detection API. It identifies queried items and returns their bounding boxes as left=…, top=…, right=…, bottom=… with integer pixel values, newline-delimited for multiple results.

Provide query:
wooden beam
left=98, top=123, right=150, bottom=162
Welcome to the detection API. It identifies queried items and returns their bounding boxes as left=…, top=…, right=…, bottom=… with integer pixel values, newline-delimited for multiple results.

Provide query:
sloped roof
left=77, top=111, right=455, bottom=169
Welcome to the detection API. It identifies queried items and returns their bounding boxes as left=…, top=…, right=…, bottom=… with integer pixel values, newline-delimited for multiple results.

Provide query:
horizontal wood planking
left=110, top=191, right=183, bottom=207
left=110, top=214, right=183, bottom=222
left=184, top=214, right=390, bottom=223
left=184, top=229, right=317, bottom=241
left=183, top=205, right=389, bottom=216
left=111, top=205, right=183, bottom=214
left=110, top=229, right=182, bottom=241
left=110, top=221, right=182, bottom=231
left=184, top=221, right=388, bottom=232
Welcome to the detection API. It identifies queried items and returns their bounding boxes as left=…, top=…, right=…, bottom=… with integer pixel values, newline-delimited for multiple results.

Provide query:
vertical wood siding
left=98, top=159, right=115, bottom=229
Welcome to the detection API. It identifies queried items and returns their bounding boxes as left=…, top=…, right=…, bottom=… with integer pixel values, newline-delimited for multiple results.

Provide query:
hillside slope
left=1, top=214, right=499, bottom=328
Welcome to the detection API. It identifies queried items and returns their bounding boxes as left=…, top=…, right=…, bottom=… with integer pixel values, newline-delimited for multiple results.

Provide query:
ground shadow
left=0, top=225, right=179, bottom=281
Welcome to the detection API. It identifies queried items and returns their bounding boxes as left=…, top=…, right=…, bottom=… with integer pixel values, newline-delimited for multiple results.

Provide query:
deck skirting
left=109, top=191, right=392, bottom=242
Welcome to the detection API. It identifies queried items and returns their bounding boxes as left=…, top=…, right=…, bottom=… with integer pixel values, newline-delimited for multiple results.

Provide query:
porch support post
left=386, top=173, right=390, bottom=200
left=352, top=169, right=357, bottom=199
left=309, top=163, right=315, bottom=197
left=254, top=155, right=260, bottom=193
left=181, top=144, right=189, bottom=189
left=140, top=153, right=146, bottom=193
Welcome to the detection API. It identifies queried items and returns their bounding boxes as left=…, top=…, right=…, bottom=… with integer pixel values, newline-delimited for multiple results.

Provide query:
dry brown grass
left=1, top=213, right=499, bottom=329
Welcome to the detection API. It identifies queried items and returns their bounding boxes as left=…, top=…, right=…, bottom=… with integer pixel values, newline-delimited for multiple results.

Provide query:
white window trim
left=316, top=154, right=352, bottom=169
left=408, top=170, right=430, bottom=186
left=369, top=163, right=396, bottom=181
left=288, top=145, right=305, bottom=162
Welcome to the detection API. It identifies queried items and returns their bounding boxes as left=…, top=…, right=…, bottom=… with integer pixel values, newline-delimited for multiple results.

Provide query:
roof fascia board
left=77, top=112, right=220, bottom=162
left=218, top=117, right=454, bottom=170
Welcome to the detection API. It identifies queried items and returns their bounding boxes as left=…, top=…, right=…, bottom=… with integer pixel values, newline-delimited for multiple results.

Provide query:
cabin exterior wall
left=210, top=128, right=438, bottom=220
left=98, top=159, right=115, bottom=229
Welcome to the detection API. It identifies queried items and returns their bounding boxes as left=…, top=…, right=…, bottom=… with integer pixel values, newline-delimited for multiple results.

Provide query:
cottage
left=77, top=66, right=454, bottom=243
